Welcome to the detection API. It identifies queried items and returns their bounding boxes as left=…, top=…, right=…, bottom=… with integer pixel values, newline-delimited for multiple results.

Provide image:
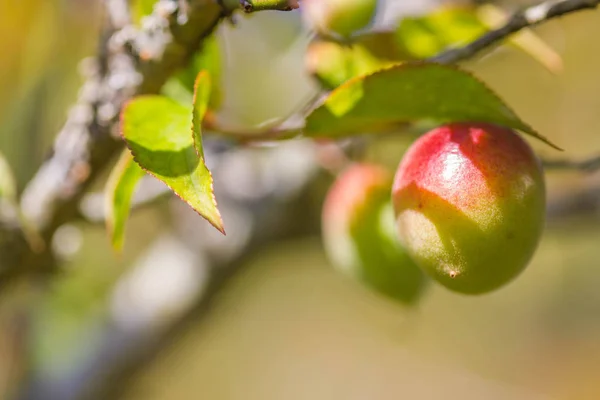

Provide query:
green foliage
left=304, top=62, right=560, bottom=149
left=306, top=39, right=395, bottom=90
left=163, top=34, right=222, bottom=109
left=104, top=149, right=145, bottom=252
left=395, top=5, right=563, bottom=73
left=192, top=71, right=211, bottom=157
left=395, top=7, right=486, bottom=59
left=121, top=74, right=224, bottom=237
left=132, top=0, right=156, bottom=24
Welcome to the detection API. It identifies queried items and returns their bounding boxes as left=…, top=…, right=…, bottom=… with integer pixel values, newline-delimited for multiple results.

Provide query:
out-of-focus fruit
left=303, top=0, right=378, bottom=38
left=322, top=163, right=426, bottom=304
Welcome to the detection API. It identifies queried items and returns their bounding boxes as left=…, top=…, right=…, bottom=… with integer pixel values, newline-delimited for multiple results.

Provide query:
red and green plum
left=392, top=123, right=546, bottom=294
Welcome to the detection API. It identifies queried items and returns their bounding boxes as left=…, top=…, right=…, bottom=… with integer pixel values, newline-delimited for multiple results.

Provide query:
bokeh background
left=1, top=0, right=600, bottom=399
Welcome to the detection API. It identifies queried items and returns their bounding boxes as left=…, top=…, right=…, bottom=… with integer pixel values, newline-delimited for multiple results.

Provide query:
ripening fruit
left=322, top=163, right=426, bottom=305
left=392, top=123, right=546, bottom=294
left=303, top=0, right=378, bottom=38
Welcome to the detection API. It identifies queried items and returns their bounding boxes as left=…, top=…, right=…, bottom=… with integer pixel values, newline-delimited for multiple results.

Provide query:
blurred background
left=1, top=0, right=600, bottom=399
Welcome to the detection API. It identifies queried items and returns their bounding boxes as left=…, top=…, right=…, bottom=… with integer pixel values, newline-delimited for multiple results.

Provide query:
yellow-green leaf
left=163, top=34, right=222, bottom=108
left=105, top=149, right=145, bottom=252
left=306, top=38, right=398, bottom=90
left=396, top=5, right=562, bottom=73
left=133, top=0, right=156, bottom=25
left=396, top=7, right=486, bottom=59
left=304, top=62, right=560, bottom=150
left=192, top=71, right=211, bottom=158
left=121, top=94, right=224, bottom=234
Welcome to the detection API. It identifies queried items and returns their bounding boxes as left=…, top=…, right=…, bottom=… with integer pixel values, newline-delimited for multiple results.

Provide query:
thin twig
left=203, top=112, right=305, bottom=143
left=205, top=0, right=600, bottom=143
left=8, top=0, right=600, bottom=397
left=543, top=154, right=600, bottom=172
left=430, top=0, right=600, bottom=64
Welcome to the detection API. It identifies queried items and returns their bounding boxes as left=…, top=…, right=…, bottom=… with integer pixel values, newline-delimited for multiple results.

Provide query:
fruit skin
left=392, top=122, right=546, bottom=294
left=303, top=0, right=378, bottom=38
left=322, top=163, right=426, bottom=305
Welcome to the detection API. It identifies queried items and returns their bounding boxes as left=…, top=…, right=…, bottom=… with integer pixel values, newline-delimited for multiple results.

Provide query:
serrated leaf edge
left=307, top=61, right=563, bottom=151
left=120, top=96, right=225, bottom=235
left=191, top=70, right=225, bottom=235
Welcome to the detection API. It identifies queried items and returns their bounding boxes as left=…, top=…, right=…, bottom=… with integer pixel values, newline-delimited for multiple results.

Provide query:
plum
left=303, top=0, right=378, bottom=38
left=322, top=163, right=426, bottom=304
left=392, top=123, right=546, bottom=294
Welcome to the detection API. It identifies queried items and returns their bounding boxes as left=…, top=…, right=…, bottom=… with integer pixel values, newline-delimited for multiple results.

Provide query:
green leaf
left=192, top=35, right=222, bottom=109
left=133, top=0, right=156, bottom=25
left=395, top=7, right=488, bottom=59
left=121, top=94, right=225, bottom=234
left=304, top=62, right=560, bottom=150
left=105, top=149, right=145, bottom=252
left=426, top=7, right=487, bottom=45
left=192, top=71, right=211, bottom=157
left=306, top=39, right=397, bottom=90
left=161, top=78, right=193, bottom=107
left=396, top=6, right=563, bottom=73
left=163, top=34, right=222, bottom=109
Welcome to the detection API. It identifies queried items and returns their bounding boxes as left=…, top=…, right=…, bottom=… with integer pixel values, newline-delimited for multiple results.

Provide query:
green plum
left=322, top=163, right=426, bottom=305
left=303, top=0, right=378, bottom=38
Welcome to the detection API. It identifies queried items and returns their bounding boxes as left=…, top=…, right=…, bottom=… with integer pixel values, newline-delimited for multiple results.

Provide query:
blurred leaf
left=193, top=35, right=222, bottom=109
left=161, top=77, right=194, bottom=106
left=104, top=149, right=145, bottom=252
left=426, top=7, right=487, bottom=44
left=122, top=94, right=224, bottom=234
left=164, top=34, right=222, bottom=109
left=306, top=40, right=351, bottom=90
left=133, top=0, right=156, bottom=24
left=304, top=63, right=560, bottom=150
left=192, top=71, right=210, bottom=157
left=396, top=5, right=562, bottom=73
left=355, top=31, right=408, bottom=61
left=396, top=19, right=444, bottom=59
left=306, top=39, right=397, bottom=90
left=396, top=7, right=486, bottom=59
left=477, top=4, right=563, bottom=74
left=0, top=151, right=16, bottom=202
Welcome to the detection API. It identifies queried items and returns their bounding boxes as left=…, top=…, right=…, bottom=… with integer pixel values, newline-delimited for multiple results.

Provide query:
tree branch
left=542, top=154, right=600, bottom=172
left=430, top=0, right=600, bottom=64
left=0, top=0, right=296, bottom=289
left=200, top=0, right=600, bottom=144
left=6, top=0, right=600, bottom=395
